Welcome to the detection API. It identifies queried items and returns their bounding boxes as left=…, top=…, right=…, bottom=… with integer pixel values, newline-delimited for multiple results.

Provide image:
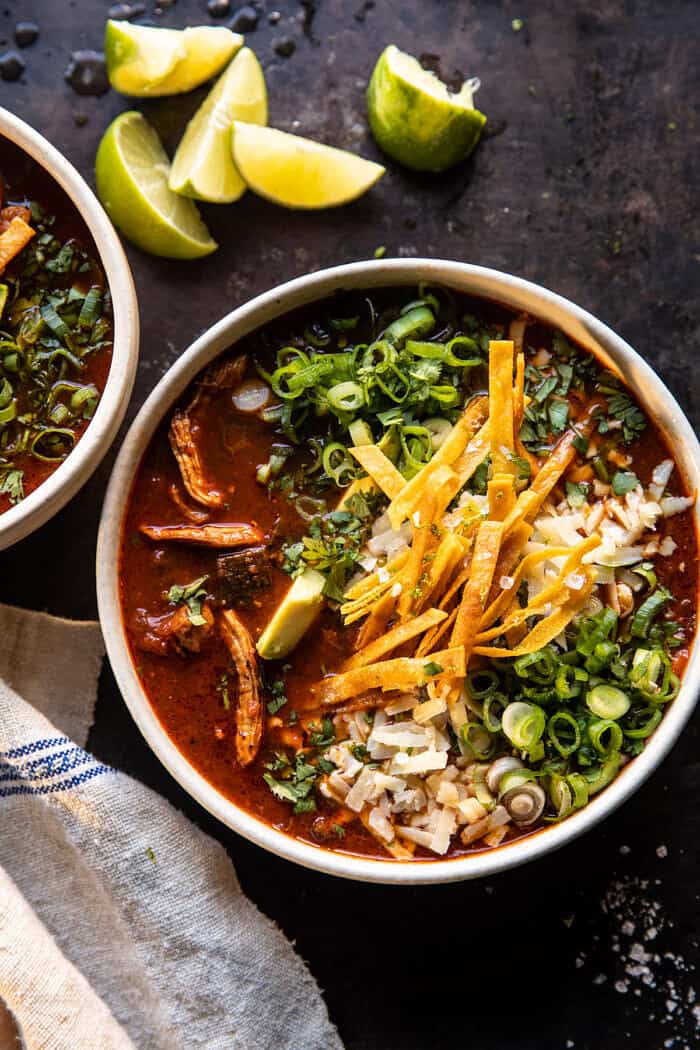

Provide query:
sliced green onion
left=630, top=587, right=671, bottom=639
left=31, top=427, right=76, bottom=462
left=514, top=647, right=557, bottom=685
left=483, top=693, right=506, bottom=734
left=586, top=684, right=630, bottom=720
left=382, top=306, right=435, bottom=345
left=40, top=304, right=72, bottom=344
left=623, top=705, right=663, bottom=740
left=322, top=442, right=356, bottom=486
left=443, top=335, right=481, bottom=367
left=0, top=399, right=17, bottom=425
left=404, top=339, right=446, bottom=360
left=547, top=710, right=581, bottom=757
left=78, top=286, right=101, bottom=329
left=327, top=381, right=364, bottom=413
left=585, top=751, right=622, bottom=795
left=465, top=669, right=500, bottom=699
left=502, top=701, right=546, bottom=752
left=498, top=767, right=536, bottom=798
left=460, top=722, right=496, bottom=760
left=630, top=648, right=679, bottom=702
left=423, top=417, right=452, bottom=449
left=588, top=718, right=623, bottom=755
left=555, top=664, right=588, bottom=700
left=348, top=419, right=373, bottom=446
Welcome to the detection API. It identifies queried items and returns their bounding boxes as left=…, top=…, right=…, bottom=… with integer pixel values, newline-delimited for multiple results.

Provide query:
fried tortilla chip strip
left=0, top=216, right=34, bottom=275
left=349, top=444, right=405, bottom=499
left=386, top=396, right=488, bottom=529
left=489, top=340, right=515, bottom=476
left=319, top=647, right=466, bottom=704
left=345, top=608, right=447, bottom=669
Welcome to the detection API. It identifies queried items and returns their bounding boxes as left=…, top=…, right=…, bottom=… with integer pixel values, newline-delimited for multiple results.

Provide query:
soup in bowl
left=99, top=261, right=699, bottom=883
left=0, top=108, right=138, bottom=548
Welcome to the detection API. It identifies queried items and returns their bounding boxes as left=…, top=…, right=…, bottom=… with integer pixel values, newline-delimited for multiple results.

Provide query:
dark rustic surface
left=2, top=1, right=699, bottom=1047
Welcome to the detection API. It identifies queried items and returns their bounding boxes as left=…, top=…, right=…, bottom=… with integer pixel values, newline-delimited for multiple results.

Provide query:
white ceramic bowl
left=97, top=260, right=700, bottom=884
left=0, top=107, right=139, bottom=549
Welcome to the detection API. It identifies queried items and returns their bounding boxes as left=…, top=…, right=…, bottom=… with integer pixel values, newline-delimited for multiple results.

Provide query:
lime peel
left=95, top=111, right=217, bottom=260
left=170, top=47, right=268, bottom=204
left=230, top=122, right=385, bottom=210
left=367, top=45, right=486, bottom=172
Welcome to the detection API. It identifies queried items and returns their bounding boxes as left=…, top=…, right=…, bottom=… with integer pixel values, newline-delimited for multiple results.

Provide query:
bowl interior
left=0, top=108, right=138, bottom=549
left=97, top=259, right=700, bottom=884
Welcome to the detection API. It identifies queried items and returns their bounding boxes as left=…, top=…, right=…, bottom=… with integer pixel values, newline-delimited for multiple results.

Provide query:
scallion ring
left=547, top=710, right=581, bottom=757
left=502, top=701, right=546, bottom=752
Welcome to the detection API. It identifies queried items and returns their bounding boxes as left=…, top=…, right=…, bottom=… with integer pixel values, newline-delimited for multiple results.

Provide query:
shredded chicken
left=169, top=483, right=210, bottom=523
left=169, top=410, right=225, bottom=508
left=140, top=522, right=264, bottom=547
left=219, top=609, right=262, bottom=766
left=138, top=603, right=215, bottom=655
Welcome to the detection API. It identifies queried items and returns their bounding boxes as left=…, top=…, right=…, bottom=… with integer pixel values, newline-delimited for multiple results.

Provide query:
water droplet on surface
left=107, top=2, right=146, bottom=18
left=208, top=0, right=230, bottom=16
left=268, top=10, right=281, bottom=25
left=0, top=51, right=25, bottom=81
left=14, top=21, right=39, bottom=48
left=273, top=36, right=295, bottom=57
left=65, top=50, right=110, bottom=96
left=229, top=5, right=258, bottom=32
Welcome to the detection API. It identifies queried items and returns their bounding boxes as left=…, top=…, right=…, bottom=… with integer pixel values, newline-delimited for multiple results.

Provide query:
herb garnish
left=166, top=576, right=209, bottom=625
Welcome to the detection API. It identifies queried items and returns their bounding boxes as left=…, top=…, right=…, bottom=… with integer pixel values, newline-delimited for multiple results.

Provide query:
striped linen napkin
left=0, top=604, right=342, bottom=1050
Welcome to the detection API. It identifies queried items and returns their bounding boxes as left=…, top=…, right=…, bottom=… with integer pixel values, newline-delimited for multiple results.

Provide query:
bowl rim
left=97, top=258, right=700, bottom=884
left=0, top=106, right=139, bottom=549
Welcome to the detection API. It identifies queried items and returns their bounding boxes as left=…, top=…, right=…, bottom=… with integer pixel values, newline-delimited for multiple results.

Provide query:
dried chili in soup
left=120, top=286, right=698, bottom=861
left=0, top=139, right=113, bottom=511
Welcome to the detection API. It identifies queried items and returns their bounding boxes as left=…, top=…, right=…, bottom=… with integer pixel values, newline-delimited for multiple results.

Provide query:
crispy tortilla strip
left=219, top=610, right=262, bottom=767
left=451, top=520, right=504, bottom=652
left=489, top=340, right=515, bottom=476
left=513, top=351, right=525, bottom=429
left=451, top=419, right=490, bottom=487
left=336, top=475, right=377, bottom=510
left=397, top=490, right=436, bottom=618
left=319, top=646, right=466, bottom=704
left=416, top=531, right=468, bottom=611
left=343, top=549, right=409, bottom=604
left=486, top=522, right=533, bottom=606
left=140, top=522, right=264, bottom=547
left=345, top=608, right=447, bottom=669
left=386, top=396, right=488, bottom=529
left=349, top=445, right=405, bottom=499
left=354, top=589, right=397, bottom=649
left=473, top=571, right=595, bottom=658
left=502, top=428, right=581, bottom=536
left=475, top=537, right=601, bottom=644
left=488, top=474, right=516, bottom=522
left=415, top=606, right=457, bottom=657
left=480, top=544, right=575, bottom=631
left=0, top=217, right=34, bottom=275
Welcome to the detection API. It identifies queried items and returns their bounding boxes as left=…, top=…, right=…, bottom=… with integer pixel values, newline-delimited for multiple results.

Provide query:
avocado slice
left=0, top=284, right=8, bottom=321
left=256, top=568, right=325, bottom=660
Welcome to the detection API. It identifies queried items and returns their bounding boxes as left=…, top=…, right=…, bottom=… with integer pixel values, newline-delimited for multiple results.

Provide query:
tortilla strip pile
left=317, top=339, right=600, bottom=724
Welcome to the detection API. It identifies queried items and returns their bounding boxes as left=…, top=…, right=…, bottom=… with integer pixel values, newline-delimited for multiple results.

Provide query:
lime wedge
left=230, top=123, right=385, bottom=209
left=170, top=48, right=267, bottom=204
left=104, top=20, right=242, bottom=97
left=95, top=112, right=217, bottom=260
left=367, top=45, right=486, bottom=172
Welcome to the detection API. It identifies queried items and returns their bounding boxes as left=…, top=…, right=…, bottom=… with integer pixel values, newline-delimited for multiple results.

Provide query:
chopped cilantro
left=612, top=470, right=639, bottom=496
left=166, top=576, right=209, bottom=626
left=266, top=678, right=288, bottom=715
left=0, top=468, right=24, bottom=504
left=423, top=661, right=444, bottom=677
left=332, top=823, right=346, bottom=838
left=566, top=481, right=590, bottom=508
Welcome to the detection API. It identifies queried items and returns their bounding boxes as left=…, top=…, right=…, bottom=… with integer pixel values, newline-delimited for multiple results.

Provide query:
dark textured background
left=1, top=1, right=699, bottom=1047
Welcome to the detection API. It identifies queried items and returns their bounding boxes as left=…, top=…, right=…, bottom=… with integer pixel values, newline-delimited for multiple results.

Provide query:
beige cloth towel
left=0, top=605, right=342, bottom=1050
